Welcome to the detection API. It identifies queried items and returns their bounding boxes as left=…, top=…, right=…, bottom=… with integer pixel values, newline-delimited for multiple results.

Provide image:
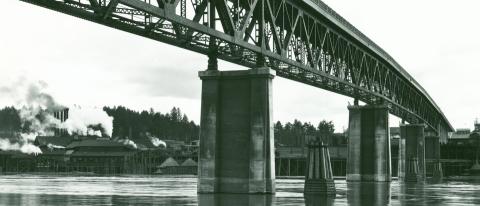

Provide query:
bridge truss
left=20, top=0, right=453, bottom=136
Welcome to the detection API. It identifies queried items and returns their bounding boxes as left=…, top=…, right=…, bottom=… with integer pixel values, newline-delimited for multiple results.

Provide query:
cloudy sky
left=1, top=0, right=479, bottom=132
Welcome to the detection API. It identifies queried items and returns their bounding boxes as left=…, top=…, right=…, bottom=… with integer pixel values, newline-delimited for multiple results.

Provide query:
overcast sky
left=1, top=0, right=479, bottom=132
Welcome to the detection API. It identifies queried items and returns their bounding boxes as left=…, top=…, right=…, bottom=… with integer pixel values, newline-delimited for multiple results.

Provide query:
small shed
left=179, top=158, right=198, bottom=175
left=155, top=157, right=180, bottom=174
left=155, top=157, right=198, bottom=175
left=159, top=157, right=180, bottom=168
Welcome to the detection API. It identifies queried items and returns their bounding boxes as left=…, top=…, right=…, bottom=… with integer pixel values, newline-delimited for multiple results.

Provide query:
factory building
left=0, top=135, right=181, bottom=175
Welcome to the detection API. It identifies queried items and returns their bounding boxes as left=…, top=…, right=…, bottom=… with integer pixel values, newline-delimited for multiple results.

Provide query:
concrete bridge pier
left=304, top=140, right=336, bottom=195
left=197, top=68, right=276, bottom=194
left=347, top=104, right=391, bottom=182
left=399, top=124, right=425, bottom=182
left=431, top=159, right=443, bottom=181
left=404, top=157, right=420, bottom=182
left=425, top=135, right=443, bottom=181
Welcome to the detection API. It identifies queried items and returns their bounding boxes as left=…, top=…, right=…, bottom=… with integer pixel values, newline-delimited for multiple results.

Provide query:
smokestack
left=65, top=108, right=69, bottom=121
left=59, top=106, right=113, bottom=137
left=53, top=108, right=70, bottom=136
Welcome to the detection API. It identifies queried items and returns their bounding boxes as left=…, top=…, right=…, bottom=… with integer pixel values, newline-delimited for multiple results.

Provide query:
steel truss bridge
left=20, top=0, right=454, bottom=136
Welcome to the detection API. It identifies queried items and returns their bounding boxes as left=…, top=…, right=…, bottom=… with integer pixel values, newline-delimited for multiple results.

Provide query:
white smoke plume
left=0, top=79, right=62, bottom=154
left=60, top=106, right=113, bottom=137
left=146, top=133, right=167, bottom=148
left=0, top=137, right=42, bottom=155
left=0, top=78, right=115, bottom=154
left=4, top=79, right=65, bottom=136
left=46, top=143, right=66, bottom=150
left=114, top=138, right=138, bottom=149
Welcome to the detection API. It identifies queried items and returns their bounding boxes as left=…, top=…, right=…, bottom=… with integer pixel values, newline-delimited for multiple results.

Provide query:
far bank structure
left=0, top=110, right=477, bottom=177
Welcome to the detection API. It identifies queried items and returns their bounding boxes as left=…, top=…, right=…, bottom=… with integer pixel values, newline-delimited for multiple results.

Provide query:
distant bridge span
left=21, top=0, right=453, bottom=137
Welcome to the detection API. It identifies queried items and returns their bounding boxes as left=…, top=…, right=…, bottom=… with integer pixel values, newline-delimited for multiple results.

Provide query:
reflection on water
left=199, top=193, right=336, bottom=206
left=0, top=175, right=479, bottom=205
left=347, top=182, right=391, bottom=206
left=0, top=194, right=197, bottom=206
left=304, top=194, right=334, bottom=206
left=399, top=183, right=427, bottom=206
left=198, top=194, right=273, bottom=206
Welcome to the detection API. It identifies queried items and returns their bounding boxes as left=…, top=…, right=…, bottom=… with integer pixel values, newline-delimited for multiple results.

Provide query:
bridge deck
left=19, top=0, right=453, bottom=137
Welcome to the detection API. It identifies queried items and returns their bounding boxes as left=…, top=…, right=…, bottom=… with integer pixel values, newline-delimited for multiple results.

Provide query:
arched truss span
left=20, top=0, right=454, bottom=137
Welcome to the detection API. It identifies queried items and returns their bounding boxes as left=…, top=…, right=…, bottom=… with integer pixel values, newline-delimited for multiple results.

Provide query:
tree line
left=0, top=106, right=199, bottom=143
left=103, top=106, right=199, bottom=143
left=0, top=107, right=21, bottom=134
left=0, top=106, right=345, bottom=147
left=275, top=119, right=345, bottom=147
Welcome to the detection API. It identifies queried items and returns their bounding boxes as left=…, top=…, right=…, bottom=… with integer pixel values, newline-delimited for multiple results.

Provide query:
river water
left=0, top=175, right=478, bottom=205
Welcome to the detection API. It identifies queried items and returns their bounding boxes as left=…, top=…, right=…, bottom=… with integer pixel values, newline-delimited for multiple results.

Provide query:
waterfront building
left=441, top=122, right=480, bottom=176
left=64, top=138, right=137, bottom=174
left=0, top=135, right=172, bottom=174
left=275, top=127, right=401, bottom=177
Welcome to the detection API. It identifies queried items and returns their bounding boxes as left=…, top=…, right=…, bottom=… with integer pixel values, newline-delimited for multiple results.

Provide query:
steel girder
left=19, top=0, right=453, bottom=136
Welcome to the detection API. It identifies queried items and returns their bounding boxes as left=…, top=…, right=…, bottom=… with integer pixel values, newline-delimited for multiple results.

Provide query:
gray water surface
left=0, top=175, right=478, bottom=205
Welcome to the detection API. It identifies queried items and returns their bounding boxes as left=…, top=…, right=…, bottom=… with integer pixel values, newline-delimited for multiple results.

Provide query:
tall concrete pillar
left=425, top=136, right=443, bottom=181
left=304, top=140, right=335, bottom=195
left=197, top=68, right=276, bottom=194
left=347, top=105, right=391, bottom=182
left=399, top=124, right=425, bottom=182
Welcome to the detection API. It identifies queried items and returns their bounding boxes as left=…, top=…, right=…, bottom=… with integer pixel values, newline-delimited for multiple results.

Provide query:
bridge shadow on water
left=346, top=182, right=391, bottom=206
left=197, top=182, right=391, bottom=206
left=397, top=182, right=436, bottom=206
left=196, top=182, right=392, bottom=206
left=194, top=178, right=480, bottom=206
left=304, top=194, right=335, bottom=206
left=198, top=194, right=335, bottom=206
left=198, top=194, right=274, bottom=206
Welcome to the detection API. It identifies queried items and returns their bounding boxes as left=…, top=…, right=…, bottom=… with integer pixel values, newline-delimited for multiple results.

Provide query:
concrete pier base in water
left=431, top=160, right=443, bottom=182
left=404, top=157, right=420, bottom=182
left=197, top=68, right=276, bottom=194
left=347, top=104, right=391, bottom=182
left=399, top=124, right=425, bottom=182
left=304, top=141, right=335, bottom=195
left=425, top=136, right=443, bottom=181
